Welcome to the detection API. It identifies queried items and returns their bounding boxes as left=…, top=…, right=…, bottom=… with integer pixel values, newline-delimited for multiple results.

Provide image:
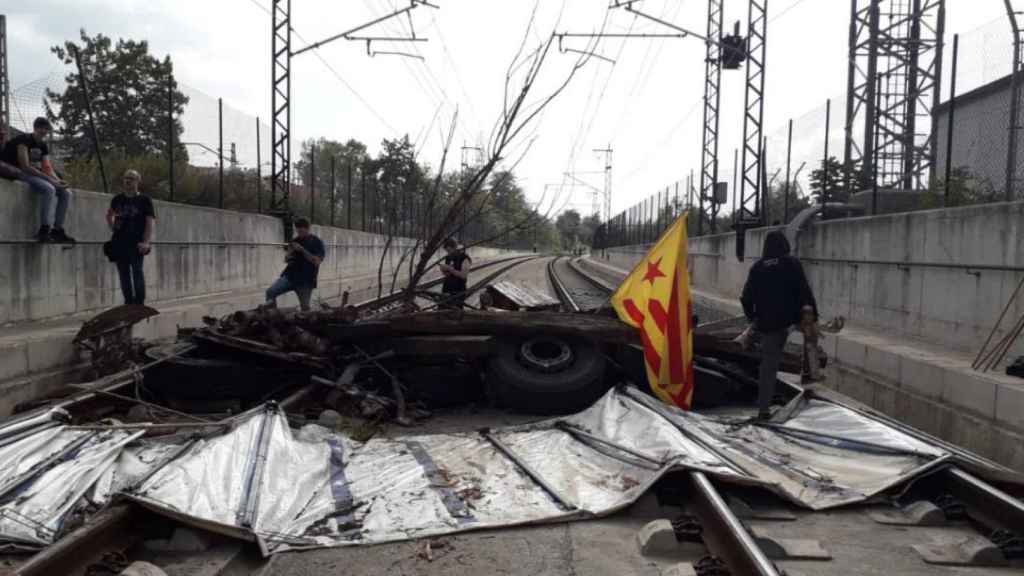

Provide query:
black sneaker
left=49, top=228, right=76, bottom=244
left=36, top=226, right=52, bottom=243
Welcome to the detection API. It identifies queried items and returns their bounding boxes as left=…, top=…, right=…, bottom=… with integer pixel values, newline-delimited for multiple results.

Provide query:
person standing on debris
left=439, top=238, right=471, bottom=308
left=106, top=169, right=156, bottom=305
left=265, top=218, right=325, bottom=312
left=740, top=230, right=817, bottom=420
left=1, top=117, right=76, bottom=243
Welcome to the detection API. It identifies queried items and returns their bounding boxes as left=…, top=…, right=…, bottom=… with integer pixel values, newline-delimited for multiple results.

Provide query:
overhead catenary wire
left=242, top=0, right=400, bottom=136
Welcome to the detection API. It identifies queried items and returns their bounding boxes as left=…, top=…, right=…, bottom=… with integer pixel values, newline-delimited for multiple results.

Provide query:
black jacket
left=740, top=254, right=818, bottom=332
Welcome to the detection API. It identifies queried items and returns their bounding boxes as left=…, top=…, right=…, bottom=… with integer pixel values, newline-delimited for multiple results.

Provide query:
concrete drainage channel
left=4, top=254, right=1024, bottom=575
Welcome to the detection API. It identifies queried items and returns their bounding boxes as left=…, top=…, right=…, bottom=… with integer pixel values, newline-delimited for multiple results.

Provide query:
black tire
left=487, top=336, right=609, bottom=415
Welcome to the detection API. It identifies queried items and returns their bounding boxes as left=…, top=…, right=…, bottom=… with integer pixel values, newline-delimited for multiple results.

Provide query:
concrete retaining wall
left=608, top=201, right=1024, bottom=357
left=602, top=201, right=1024, bottom=470
left=0, top=178, right=512, bottom=325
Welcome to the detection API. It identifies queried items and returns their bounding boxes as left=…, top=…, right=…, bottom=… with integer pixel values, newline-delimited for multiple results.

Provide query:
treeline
left=44, top=30, right=564, bottom=250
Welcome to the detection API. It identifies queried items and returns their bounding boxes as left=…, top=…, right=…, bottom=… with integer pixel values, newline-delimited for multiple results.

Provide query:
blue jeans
left=266, top=276, right=314, bottom=311
left=20, top=174, right=71, bottom=228
left=116, top=253, right=146, bottom=305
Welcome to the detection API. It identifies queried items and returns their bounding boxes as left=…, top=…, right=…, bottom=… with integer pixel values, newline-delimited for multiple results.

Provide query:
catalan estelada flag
left=611, top=214, right=694, bottom=409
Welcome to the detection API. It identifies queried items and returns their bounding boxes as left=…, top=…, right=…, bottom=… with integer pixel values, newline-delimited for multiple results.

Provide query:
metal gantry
left=270, top=0, right=291, bottom=218
left=843, top=0, right=946, bottom=192
left=698, top=0, right=724, bottom=235
left=1005, top=0, right=1024, bottom=200
left=269, top=0, right=436, bottom=233
left=738, top=0, right=767, bottom=227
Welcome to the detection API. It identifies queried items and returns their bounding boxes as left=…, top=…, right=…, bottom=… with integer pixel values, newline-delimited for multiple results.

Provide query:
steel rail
left=937, top=466, right=1024, bottom=534
left=547, top=256, right=582, bottom=312
left=685, top=471, right=781, bottom=576
left=354, top=254, right=536, bottom=311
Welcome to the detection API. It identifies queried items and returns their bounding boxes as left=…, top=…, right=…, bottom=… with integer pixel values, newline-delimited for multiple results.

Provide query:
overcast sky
left=4, top=0, right=1014, bottom=216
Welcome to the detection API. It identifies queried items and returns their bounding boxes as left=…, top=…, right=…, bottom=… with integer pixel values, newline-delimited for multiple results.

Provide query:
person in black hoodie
left=740, top=230, right=818, bottom=419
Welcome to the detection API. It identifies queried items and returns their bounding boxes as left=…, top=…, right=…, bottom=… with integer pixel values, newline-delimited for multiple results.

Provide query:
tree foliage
left=46, top=30, right=189, bottom=162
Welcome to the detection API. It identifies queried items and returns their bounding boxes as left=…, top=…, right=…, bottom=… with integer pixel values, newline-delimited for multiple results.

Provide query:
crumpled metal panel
left=624, top=388, right=947, bottom=509
left=125, top=387, right=969, bottom=555
left=90, top=440, right=186, bottom=508
left=133, top=412, right=266, bottom=528
left=487, top=281, right=561, bottom=310
left=0, top=428, right=142, bottom=548
left=783, top=399, right=943, bottom=457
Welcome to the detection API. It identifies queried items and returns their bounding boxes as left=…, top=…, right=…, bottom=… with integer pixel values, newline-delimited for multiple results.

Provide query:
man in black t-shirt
left=439, top=238, right=471, bottom=308
left=106, top=169, right=156, bottom=305
left=1, top=117, right=76, bottom=243
left=265, top=218, right=326, bottom=311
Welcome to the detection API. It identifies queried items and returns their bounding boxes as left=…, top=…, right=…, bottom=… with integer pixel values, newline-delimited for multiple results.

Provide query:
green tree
left=809, top=156, right=869, bottom=204
left=294, top=137, right=371, bottom=225
left=46, top=30, right=189, bottom=162
left=555, top=209, right=582, bottom=248
left=921, top=166, right=999, bottom=209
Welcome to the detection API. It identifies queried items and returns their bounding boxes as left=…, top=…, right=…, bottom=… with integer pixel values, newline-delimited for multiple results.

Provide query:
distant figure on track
left=439, top=238, right=471, bottom=309
left=1, top=117, right=76, bottom=243
left=106, top=169, right=156, bottom=305
left=740, top=230, right=817, bottom=420
left=265, top=218, right=325, bottom=311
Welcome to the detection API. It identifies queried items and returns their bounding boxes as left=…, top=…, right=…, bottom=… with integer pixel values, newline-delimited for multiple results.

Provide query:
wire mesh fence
left=597, top=15, right=1024, bottom=249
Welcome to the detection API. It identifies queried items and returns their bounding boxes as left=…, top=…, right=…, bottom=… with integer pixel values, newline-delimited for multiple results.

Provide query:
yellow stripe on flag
left=610, top=214, right=694, bottom=409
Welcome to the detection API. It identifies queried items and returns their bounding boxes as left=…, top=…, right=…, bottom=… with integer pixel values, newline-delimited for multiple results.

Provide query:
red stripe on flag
left=625, top=298, right=663, bottom=387
left=623, top=298, right=645, bottom=326
left=639, top=325, right=662, bottom=376
left=649, top=299, right=668, bottom=334
left=666, top=275, right=686, bottom=384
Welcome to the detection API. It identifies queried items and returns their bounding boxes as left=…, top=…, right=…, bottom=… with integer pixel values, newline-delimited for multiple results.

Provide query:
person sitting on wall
left=265, top=218, right=325, bottom=312
left=0, top=117, right=76, bottom=243
left=106, top=169, right=156, bottom=305
left=0, top=126, right=21, bottom=180
left=439, top=238, right=471, bottom=309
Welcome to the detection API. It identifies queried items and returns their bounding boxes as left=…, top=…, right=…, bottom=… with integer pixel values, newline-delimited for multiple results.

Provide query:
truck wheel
left=487, top=336, right=609, bottom=415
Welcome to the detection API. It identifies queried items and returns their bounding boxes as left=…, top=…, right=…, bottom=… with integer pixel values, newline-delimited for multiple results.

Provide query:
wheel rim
left=518, top=338, right=573, bottom=373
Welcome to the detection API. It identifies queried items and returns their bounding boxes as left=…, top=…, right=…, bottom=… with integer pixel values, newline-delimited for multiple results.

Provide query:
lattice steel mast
left=843, top=0, right=945, bottom=192
left=737, top=0, right=767, bottom=228
left=0, top=15, right=9, bottom=132
left=270, top=0, right=436, bottom=233
left=698, top=0, right=724, bottom=235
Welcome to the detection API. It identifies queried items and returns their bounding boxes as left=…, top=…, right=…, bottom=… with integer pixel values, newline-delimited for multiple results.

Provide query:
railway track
left=546, top=256, right=615, bottom=312
left=548, top=256, right=783, bottom=574
left=13, top=254, right=1024, bottom=575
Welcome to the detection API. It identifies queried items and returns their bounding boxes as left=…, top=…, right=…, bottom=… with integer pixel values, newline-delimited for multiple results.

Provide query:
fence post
left=168, top=72, right=175, bottom=201
left=218, top=97, right=224, bottom=209
left=361, top=170, right=367, bottom=231
left=732, top=148, right=738, bottom=226
left=256, top=118, right=261, bottom=213
left=330, top=155, right=336, bottom=226
left=822, top=98, right=831, bottom=205
left=347, top=162, right=353, bottom=229
left=310, top=143, right=316, bottom=223
left=784, top=118, right=792, bottom=223
left=944, top=33, right=959, bottom=206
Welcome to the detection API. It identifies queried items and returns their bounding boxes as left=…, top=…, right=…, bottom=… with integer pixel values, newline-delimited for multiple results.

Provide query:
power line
left=243, top=0, right=400, bottom=135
